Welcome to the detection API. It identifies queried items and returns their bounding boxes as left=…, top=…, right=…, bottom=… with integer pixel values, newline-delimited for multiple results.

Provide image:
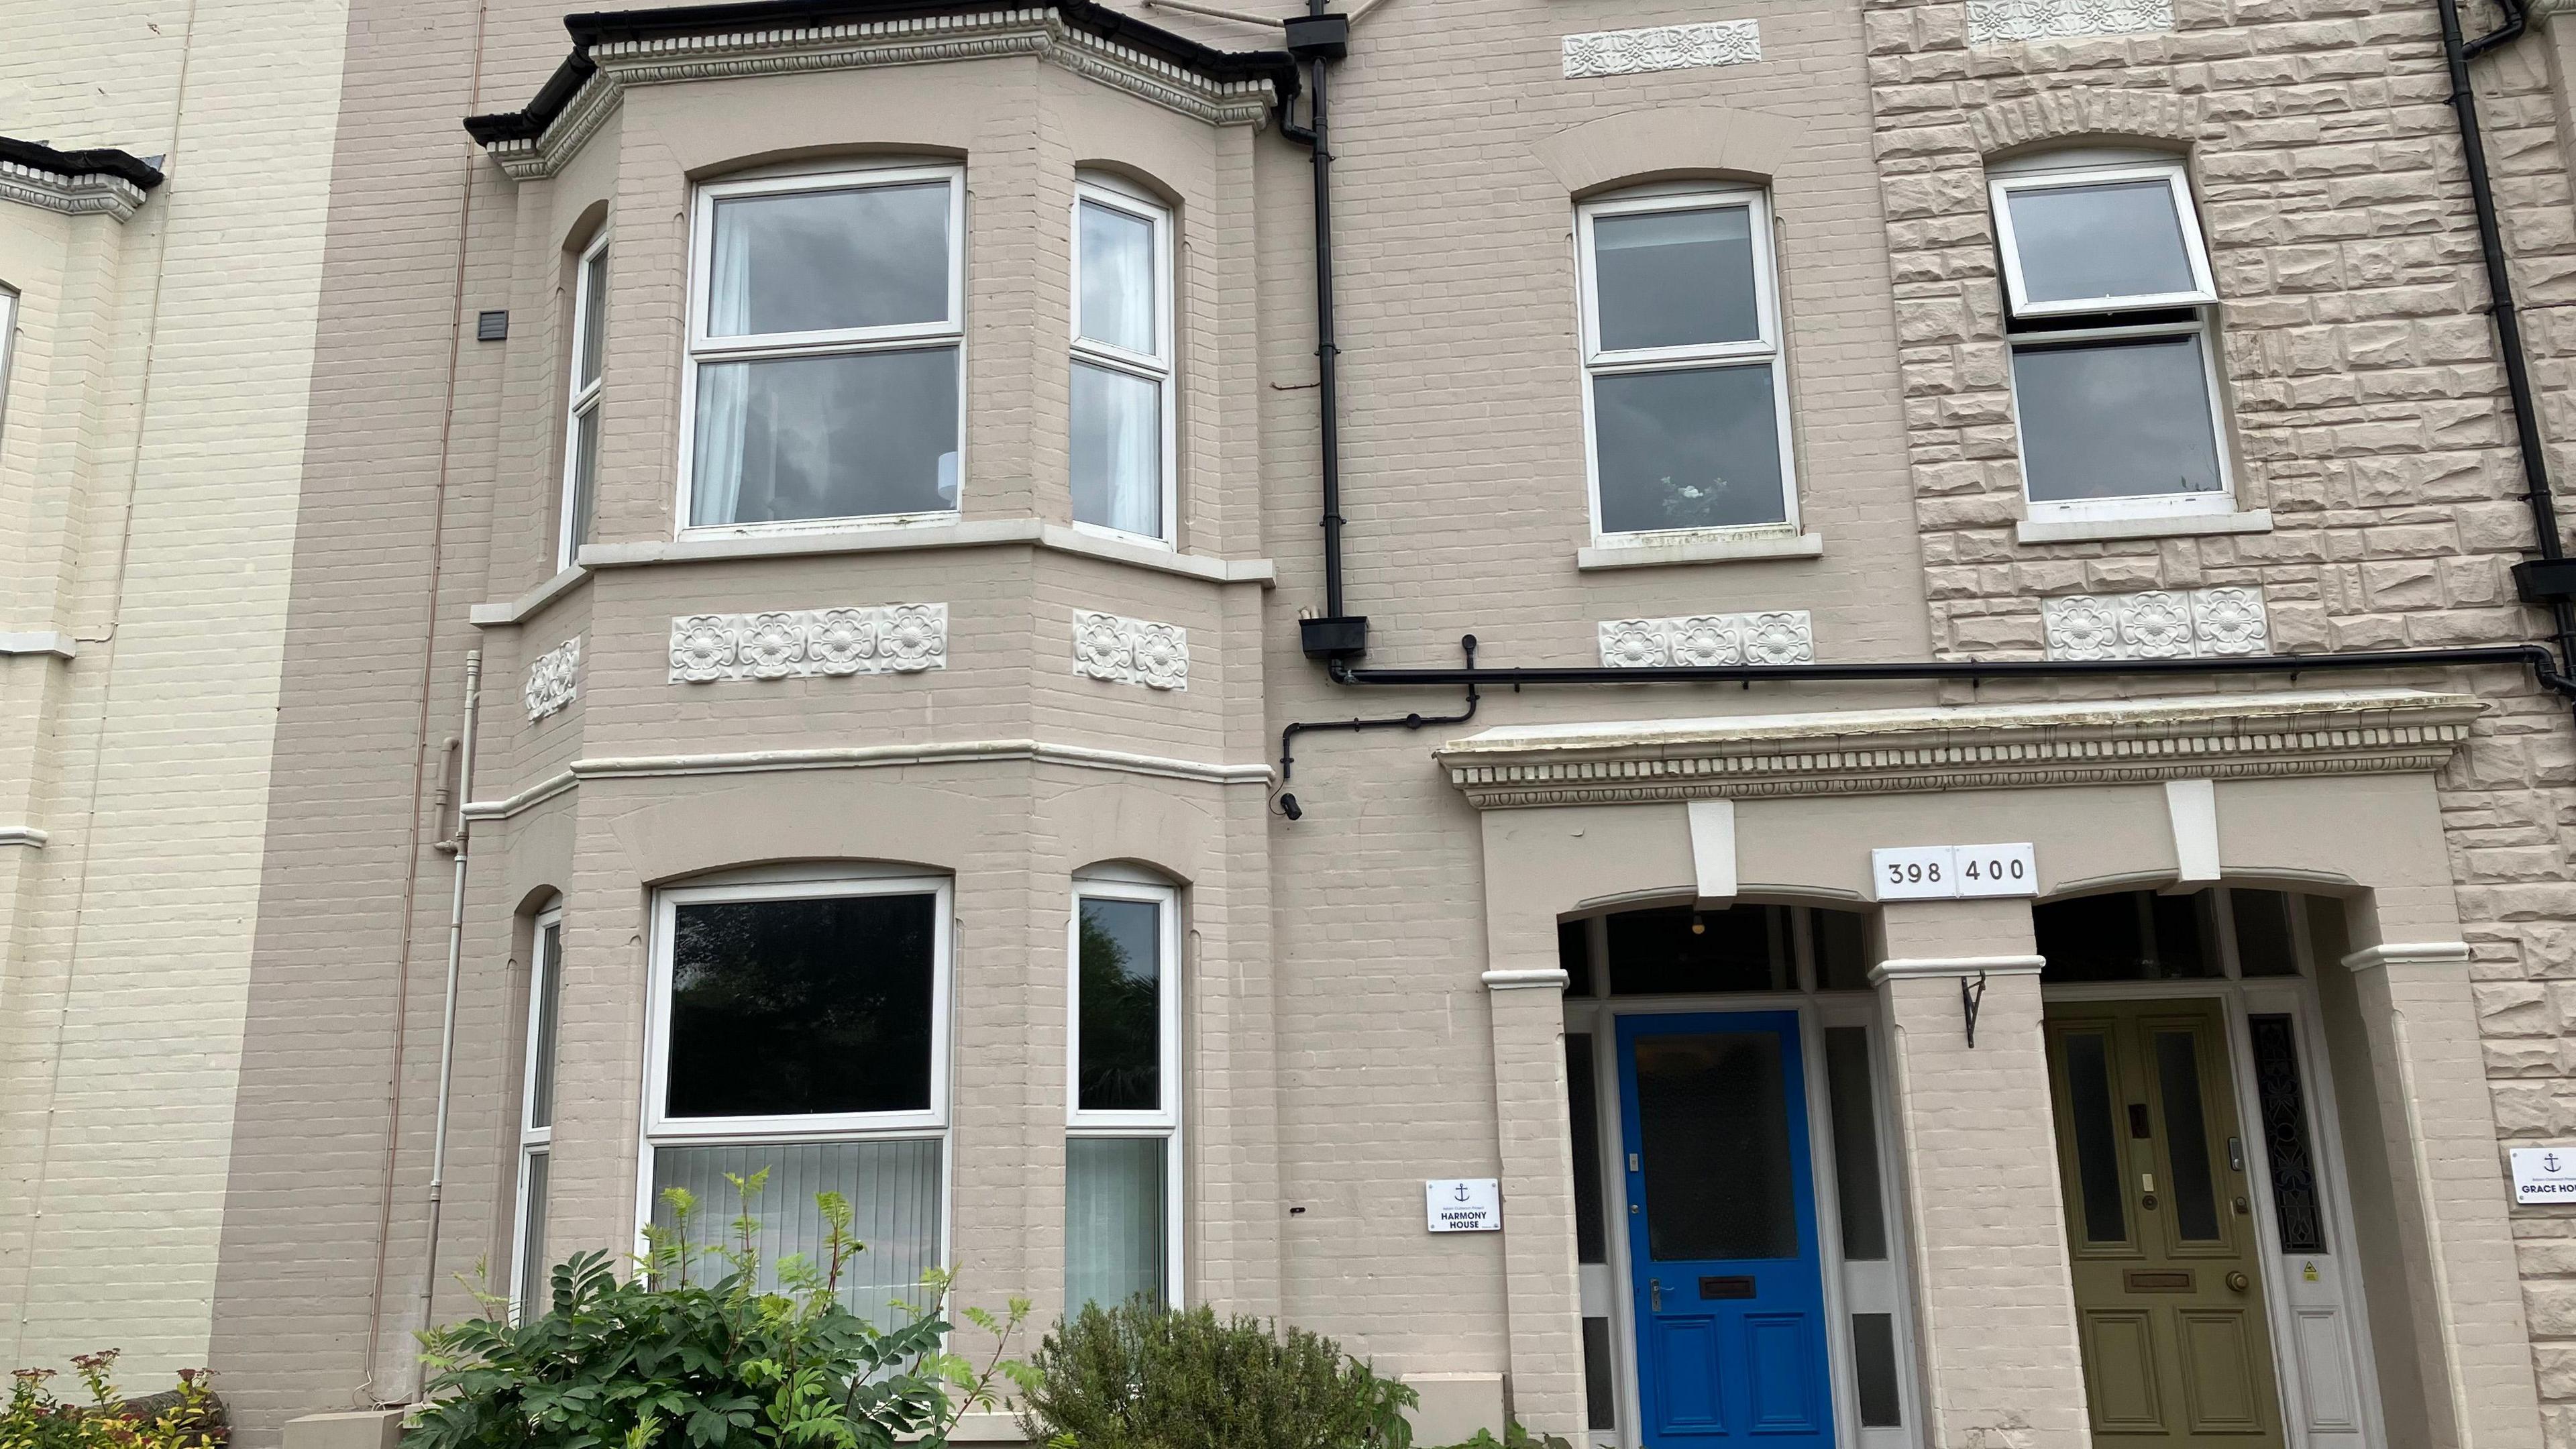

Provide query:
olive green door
left=2044, top=1000, right=2286, bottom=1445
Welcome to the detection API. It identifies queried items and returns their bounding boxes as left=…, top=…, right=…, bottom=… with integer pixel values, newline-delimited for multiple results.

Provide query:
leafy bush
left=0, top=1352, right=223, bottom=1449
left=1015, top=1301, right=1414, bottom=1449
left=409, top=1173, right=1028, bottom=1449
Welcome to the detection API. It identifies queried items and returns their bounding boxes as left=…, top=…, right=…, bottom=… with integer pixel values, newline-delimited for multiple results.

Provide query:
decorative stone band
left=1869, top=954, right=2047, bottom=986
left=1435, top=686, right=2482, bottom=809
left=0, top=827, right=48, bottom=849
left=488, top=10, right=1279, bottom=178
left=1483, top=967, right=1574, bottom=991
left=461, top=739, right=1270, bottom=820
left=1600, top=610, right=1813, bottom=668
left=669, top=604, right=946, bottom=683
left=1073, top=610, right=1189, bottom=690
left=1563, top=19, right=1760, bottom=78
left=2042, top=586, right=2267, bottom=661
left=2339, top=942, right=2473, bottom=972
left=524, top=635, right=582, bottom=720
left=1966, top=0, right=2175, bottom=44
left=0, top=161, right=150, bottom=221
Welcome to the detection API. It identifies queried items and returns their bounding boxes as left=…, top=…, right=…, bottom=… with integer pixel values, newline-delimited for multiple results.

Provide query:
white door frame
left=2039, top=887, right=2387, bottom=1449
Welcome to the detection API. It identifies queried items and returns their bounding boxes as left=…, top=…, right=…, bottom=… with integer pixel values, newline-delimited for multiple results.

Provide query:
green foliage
left=1424, top=1421, right=1570, bottom=1449
left=1014, top=1301, right=1415, bottom=1449
left=408, top=1174, right=1029, bottom=1449
left=0, top=1352, right=223, bottom=1449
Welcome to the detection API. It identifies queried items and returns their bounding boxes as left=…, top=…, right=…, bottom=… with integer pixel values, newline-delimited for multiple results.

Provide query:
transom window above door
left=1575, top=186, right=1796, bottom=542
left=1989, top=154, right=2235, bottom=528
left=683, top=166, right=964, bottom=533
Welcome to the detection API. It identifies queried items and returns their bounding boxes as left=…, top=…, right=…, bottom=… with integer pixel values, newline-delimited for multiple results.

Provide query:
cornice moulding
left=487, top=9, right=1277, bottom=178
left=1870, top=954, right=2047, bottom=984
left=1436, top=688, right=2482, bottom=809
left=462, top=738, right=1269, bottom=820
left=0, top=163, right=150, bottom=221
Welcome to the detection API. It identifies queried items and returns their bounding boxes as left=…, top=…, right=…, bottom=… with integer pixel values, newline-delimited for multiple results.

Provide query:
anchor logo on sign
left=1454, top=1183, right=1473, bottom=1203
left=2549, top=1152, right=2564, bottom=1174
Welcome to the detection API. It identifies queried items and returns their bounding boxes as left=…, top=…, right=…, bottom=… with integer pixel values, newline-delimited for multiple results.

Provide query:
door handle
left=2225, top=1271, right=2251, bottom=1294
left=1650, top=1279, right=1662, bottom=1311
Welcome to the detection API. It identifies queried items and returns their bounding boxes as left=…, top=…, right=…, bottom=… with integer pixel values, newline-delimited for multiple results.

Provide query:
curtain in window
left=692, top=365, right=749, bottom=525
left=652, top=1137, right=943, bottom=1327
left=1065, top=1136, right=1165, bottom=1311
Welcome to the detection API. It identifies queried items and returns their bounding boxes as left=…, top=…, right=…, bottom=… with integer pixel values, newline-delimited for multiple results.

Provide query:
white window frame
left=1068, top=178, right=1177, bottom=549
left=1574, top=185, right=1799, bottom=547
left=0, top=288, right=19, bottom=443
left=557, top=234, right=608, bottom=571
left=511, top=902, right=564, bottom=1318
left=1066, top=873, right=1183, bottom=1304
left=1992, top=156, right=2235, bottom=525
left=1989, top=162, right=2218, bottom=320
left=674, top=164, right=967, bottom=539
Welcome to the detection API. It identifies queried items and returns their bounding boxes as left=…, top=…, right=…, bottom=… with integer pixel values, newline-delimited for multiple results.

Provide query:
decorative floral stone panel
left=1965, top=0, right=2174, bottom=44
left=1073, top=610, right=1189, bottom=690
left=1597, top=611, right=1815, bottom=667
left=667, top=604, right=947, bottom=683
left=524, top=635, right=582, bottom=720
left=2040, top=587, right=2268, bottom=661
left=1562, top=20, right=1760, bottom=78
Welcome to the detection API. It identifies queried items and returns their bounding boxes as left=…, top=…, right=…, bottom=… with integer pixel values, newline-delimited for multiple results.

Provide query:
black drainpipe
left=1267, top=5, right=2576, bottom=820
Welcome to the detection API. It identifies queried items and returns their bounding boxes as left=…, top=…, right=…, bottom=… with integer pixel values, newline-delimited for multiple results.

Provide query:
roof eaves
left=0, top=137, right=166, bottom=190
left=463, top=0, right=1296, bottom=149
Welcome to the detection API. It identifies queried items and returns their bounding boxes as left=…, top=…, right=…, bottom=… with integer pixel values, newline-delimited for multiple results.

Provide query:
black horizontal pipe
left=1330, top=643, right=2576, bottom=692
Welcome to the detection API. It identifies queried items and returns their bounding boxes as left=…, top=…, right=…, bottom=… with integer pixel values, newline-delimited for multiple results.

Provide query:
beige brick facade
left=12, top=0, right=2576, bottom=1443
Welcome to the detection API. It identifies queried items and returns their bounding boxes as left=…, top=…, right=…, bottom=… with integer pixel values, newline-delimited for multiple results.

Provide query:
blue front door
left=1617, top=1012, right=1835, bottom=1446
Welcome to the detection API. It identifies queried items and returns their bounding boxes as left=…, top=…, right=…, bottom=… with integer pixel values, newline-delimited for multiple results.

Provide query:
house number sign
left=1872, top=842, right=2038, bottom=901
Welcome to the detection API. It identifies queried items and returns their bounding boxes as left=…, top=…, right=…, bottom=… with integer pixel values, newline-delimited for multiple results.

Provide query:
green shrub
left=408, top=1173, right=1028, bottom=1449
left=0, top=1353, right=223, bottom=1449
left=1014, top=1301, right=1414, bottom=1449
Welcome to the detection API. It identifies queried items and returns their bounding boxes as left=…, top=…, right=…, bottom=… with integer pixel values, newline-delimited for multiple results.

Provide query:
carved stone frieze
left=523, top=635, right=582, bottom=720
left=1073, top=610, right=1188, bottom=690
left=668, top=604, right=947, bottom=683
left=1562, top=20, right=1761, bottom=78
left=1966, top=0, right=2175, bottom=44
left=2041, top=586, right=2268, bottom=661
left=1599, top=611, right=1814, bottom=668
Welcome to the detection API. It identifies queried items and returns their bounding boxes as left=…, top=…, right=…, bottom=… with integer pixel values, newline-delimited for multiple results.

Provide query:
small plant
left=1426, top=1421, right=1570, bottom=1449
left=409, top=1172, right=1029, bottom=1449
left=1015, top=1300, right=1414, bottom=1449
left=0, top=1352, right=223, bottom=1449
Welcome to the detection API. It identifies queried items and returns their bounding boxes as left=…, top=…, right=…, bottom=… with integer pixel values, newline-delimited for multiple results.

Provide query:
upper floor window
left=1070, top=179, right=1174, bottom=544
left=1576, top=186, right=1795, bottom=541
left=684, top=166, right=963, bottom=533
left=1990, top=155, right=2231, bottom=521
left=645, top=871, right=951, bottom=1323
left=559, top=238, right=606, bottom=570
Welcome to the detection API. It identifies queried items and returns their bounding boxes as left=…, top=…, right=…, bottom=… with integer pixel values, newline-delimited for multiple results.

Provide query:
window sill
left=1577, top=531, right=1825, bottom=571
left=468, top=565, right=590, bottom=628
left=2015, top=508, right=2272, bottom=545
left=578, top=519, right=1275, bottom=586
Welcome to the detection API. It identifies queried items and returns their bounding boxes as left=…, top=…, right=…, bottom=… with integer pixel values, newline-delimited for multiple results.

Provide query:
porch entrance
left=2045, top=998, right=2285, bottom=1445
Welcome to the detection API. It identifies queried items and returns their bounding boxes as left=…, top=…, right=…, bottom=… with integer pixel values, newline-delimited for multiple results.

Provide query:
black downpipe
left=2438, top=0, right=2576, bottom=676
left=1269, top=0, right=2576, bottom=815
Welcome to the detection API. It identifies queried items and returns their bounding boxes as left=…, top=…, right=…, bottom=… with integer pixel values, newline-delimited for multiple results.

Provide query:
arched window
left=1065, top=867, right=1180, bottom=1309
left=1069, top=174, right=1175, bottom=545
left=511, top=900, right=564, bottom=1318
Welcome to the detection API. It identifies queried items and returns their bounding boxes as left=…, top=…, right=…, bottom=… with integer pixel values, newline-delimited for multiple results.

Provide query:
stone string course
left=1864, top=0, right=2576, bottom=1422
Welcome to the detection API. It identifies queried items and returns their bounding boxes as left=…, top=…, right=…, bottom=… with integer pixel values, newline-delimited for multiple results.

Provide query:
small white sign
left=1426, top=1178, right=1501, bottom=1233
left=2512, top=1146, right=2576, bottom=1202
left=1872, top=843, right=2037, bottom=902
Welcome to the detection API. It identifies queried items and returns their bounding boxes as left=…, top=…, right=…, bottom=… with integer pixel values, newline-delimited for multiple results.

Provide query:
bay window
left=645, top=873, right=950, bottom=1324
left=1065, top=875, right=1179, bottom=1309
left=1576, top=186, right=1796, bottom=540
left=558, top=237, right=606, bottom=569
left=683, top=167, right=963, bottom=531
left=1069, top=179, right=1174, bottom=543
left=1991, top=156, right=2233, bottom=522
left=512, top=905, right=564, bottom=1318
